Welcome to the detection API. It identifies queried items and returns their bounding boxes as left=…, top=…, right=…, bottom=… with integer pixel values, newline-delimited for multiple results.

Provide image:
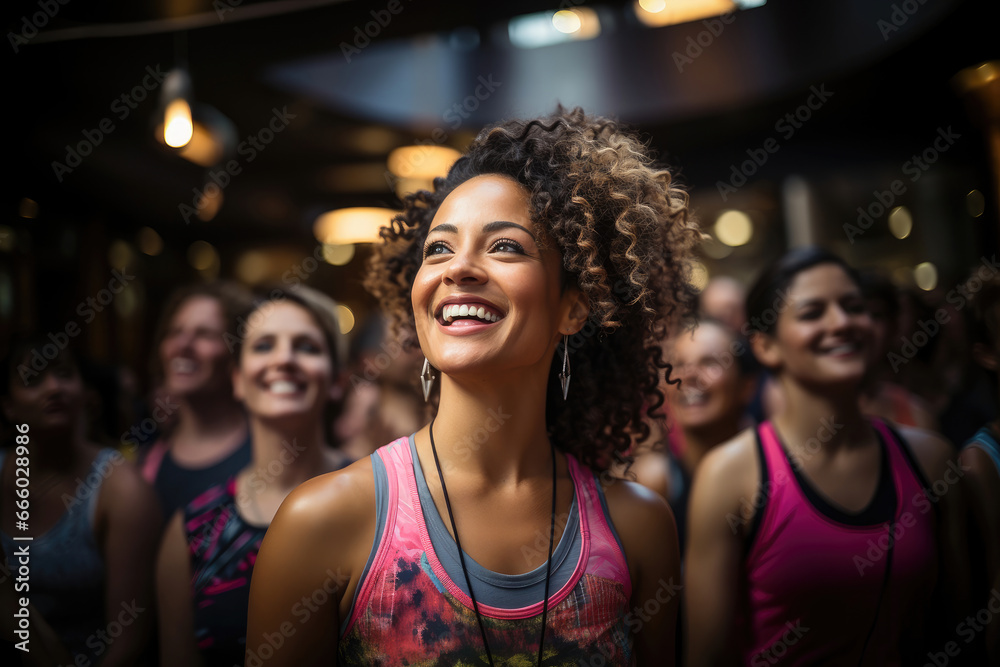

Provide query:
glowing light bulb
left=164, top=99, right=193, bottom=148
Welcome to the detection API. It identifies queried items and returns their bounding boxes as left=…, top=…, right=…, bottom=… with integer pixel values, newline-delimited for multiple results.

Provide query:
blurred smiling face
left=667, top=323, right=747, bottom=430
left=159, top=296, right=233, bottom=399
left=232, top=300, right=336, bottom=424
left=765, top=263, right=873, bottom=387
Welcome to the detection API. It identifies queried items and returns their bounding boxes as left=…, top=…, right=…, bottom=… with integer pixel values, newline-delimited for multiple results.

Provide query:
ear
left=232, top=365, right=245, bottom=403
left=749, top=331, right=782, bottom=371
left=560, top=287, right=590, bottom=335
left=973, top=342, right=998, bottom=371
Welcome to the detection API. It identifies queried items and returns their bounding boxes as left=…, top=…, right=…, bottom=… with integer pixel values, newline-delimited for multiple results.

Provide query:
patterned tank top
left=740, top=419, right=938, bottom=665
left=339, top=436, right=636, bottom=665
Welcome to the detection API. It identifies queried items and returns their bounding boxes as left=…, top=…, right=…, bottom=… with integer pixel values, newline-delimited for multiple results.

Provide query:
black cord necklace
left=428, top=418, right=557, bottom=667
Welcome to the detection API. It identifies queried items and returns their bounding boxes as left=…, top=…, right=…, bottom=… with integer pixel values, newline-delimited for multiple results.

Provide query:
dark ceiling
left=9, top=0, right=997, bottom=237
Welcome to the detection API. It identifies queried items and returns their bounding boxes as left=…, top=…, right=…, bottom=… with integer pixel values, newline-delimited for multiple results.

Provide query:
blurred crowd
left=1, top=247, right=999, bottom=666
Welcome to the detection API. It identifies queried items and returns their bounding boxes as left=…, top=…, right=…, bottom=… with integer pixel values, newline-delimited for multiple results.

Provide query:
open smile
left=435, top=298, right=505, bottom=326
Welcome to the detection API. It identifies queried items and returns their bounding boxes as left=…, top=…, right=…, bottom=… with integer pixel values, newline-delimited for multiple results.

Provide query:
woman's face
left=761, top=263, right=872, bottom=387
left=667, top=323, right=749, bottom=430
left=159, top=296, right=233, bottom=400
left=233, top=300, right=336, bottom=424
left=3, top=355, right=85, bottom=435
left=411, top=174, right=586, bottom=380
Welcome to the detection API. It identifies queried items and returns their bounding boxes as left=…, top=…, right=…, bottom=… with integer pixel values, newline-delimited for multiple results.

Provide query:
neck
left=29, top=424, right=89, bottom=472
left=245, top=416, right=328, bottom=492
left=426, top=371, right=553, bottom=486
left=681, top=417, right=742, bottom=471
left=170, top=392, right=246, bottom=443
left=771, top=375, right=871, bottom=454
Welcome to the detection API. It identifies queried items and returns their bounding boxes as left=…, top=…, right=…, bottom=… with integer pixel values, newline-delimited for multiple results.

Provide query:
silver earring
left=420, top=358, right=436, bottom=402
left=559, top=334, right=571, bottom=400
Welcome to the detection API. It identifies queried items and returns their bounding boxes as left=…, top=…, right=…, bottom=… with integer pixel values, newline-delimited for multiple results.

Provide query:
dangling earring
left=559, top=334, right=571, bottom=400
left=420, top=358, right=436, bottom=402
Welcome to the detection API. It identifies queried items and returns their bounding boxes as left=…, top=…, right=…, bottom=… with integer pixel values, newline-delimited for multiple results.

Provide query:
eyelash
left=422, top=237, right=526, bottom=257
left=490, top=237, right=524, bottom=254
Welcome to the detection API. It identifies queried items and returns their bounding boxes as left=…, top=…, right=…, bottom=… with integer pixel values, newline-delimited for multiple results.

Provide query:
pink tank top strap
left=342, top=436, right=406, bottom=634
left=140, top=438, right=169, bottom=484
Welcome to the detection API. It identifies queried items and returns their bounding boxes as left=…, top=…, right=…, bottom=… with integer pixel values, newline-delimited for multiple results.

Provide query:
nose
left=827, top=304, right=852, bottom=331
left=442, top=246, right=487, bottom=286
left=270, top=338, right=297, bottom=367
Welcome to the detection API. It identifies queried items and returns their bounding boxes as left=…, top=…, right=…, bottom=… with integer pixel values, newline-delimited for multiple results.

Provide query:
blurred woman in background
left=685, top=247, right=967, bottom=665
left=0, top=337, right=160, bottom=665
left=156, top=284, right=348, bottom=667
left=141, top=281, right=253, bottom=520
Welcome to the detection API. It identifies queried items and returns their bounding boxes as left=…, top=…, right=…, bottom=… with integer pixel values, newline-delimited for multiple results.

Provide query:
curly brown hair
left=365, top=106, right=700, bottom=471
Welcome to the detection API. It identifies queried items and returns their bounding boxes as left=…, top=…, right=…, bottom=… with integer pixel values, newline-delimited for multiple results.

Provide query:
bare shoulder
left=275, top=456, right=376, bottom=538
left=626, top=450, right=673, bottom=501
left=95, top=447, right=160, bottom=517
left=895, top=424, right=955, bottom=481
left=693, top=427, right=759, bottom=496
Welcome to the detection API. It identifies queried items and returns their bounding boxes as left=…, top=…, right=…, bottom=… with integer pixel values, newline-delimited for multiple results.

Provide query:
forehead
left=786, top=263, right=860, bottom=302
left=431, top=175, right=533, bottom=230
left=245, top=301, right=324, bottom=337
left=673, top=324, right=732, bottom=358
left=173, top=295, right=224, bottom=326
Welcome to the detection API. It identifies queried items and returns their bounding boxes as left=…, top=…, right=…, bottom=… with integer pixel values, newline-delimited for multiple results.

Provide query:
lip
left=434, top=294, right=505, bottom=328
left=260, top=377, right=307, bottom=395
left=168, top=357, right=199, bottom=375
left=42, top=400, right=72, bottom=414
left=818, top=340, right=864, bottom=357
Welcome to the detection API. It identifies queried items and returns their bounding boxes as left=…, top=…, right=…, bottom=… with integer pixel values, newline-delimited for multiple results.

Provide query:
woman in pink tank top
left=245, top=107, right=702, bottom=666
left=685, top=247, right=969, bottom=666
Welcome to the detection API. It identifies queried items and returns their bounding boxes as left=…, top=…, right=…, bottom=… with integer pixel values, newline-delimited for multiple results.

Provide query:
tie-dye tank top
left=339, top=436, right=636, bottom=666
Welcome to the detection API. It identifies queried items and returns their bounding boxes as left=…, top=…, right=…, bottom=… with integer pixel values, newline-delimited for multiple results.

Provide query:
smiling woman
left=155, top=284, right=350, bottom=667
left=684, top=247, right=969, bottom=665
left=246, top=106, right=701, bottom=666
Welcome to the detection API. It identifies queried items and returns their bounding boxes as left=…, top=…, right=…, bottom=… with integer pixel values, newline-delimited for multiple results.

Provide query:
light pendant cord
left=428, top=418, right=556, bottom=667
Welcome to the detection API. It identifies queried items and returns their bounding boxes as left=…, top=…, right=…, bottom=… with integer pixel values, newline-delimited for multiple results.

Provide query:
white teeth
left=441, top=304, right=500, bottom=323
left=172, top=359, right=196, bottom=373
left=269, top=380, right=299, bottom=395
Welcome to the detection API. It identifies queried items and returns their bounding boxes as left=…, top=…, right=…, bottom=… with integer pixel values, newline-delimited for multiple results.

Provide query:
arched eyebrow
left=428, top=220, right=538, bottom=244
